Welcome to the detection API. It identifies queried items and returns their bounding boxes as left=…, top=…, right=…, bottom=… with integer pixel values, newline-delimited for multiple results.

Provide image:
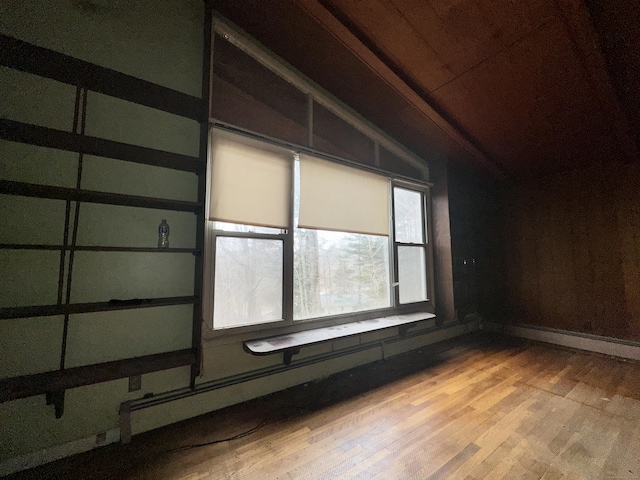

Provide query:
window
left=204, top=128, right=432, bottom=332
left=393, top=187, right=430, bottom=304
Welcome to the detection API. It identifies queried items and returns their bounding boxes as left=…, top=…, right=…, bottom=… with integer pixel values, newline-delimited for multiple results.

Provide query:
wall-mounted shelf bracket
left=46, top=390, right=65, bottom=419
left=399, top=322, right=417, bottom=336
left=283, top=348, right=300, bottom=366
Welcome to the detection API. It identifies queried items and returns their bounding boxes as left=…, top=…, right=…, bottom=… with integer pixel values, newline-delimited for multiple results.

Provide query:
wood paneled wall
left=495, top=162, right=640, bottom=342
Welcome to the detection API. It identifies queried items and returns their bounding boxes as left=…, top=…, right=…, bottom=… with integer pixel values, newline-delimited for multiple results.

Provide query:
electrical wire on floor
left=164, top=346, right=471, bottom=455
left=103, top=403, right=321, bottom=480
left=165, top=415, right=270, bottom=453
left=162, top=401, right=321, bottom=455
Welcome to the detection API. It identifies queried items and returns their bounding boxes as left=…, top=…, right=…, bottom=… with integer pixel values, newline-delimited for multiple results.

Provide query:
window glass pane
left=294, top=229, right=390, bottom=320
left=213, top=237, right=283, bottom=329
left=211, top=35, right=308, bottom=145
left=394, top=187, right=423, bottom=243
left=379, top=146, right=423, bottom=179
left=398, top=246, right=427, bottom=304
left=313, top=102, right=375, bottom=165
left=212, top=221, right=283, bottom=235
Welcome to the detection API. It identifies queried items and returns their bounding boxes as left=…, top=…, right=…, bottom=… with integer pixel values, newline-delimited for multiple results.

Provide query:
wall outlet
left=128, top=375, right=142, bottom=392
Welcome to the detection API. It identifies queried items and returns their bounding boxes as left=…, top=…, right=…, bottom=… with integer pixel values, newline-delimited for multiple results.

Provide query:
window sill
left=243, top=312, right=436, bottom=365
left=202, top=304, right=434, bottom=347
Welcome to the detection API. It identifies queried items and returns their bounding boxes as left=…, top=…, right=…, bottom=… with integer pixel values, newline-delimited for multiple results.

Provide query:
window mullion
left=421, top=192, right=428, bottom=245
left=283, top=156, right=296, bottom=324
left=391, top=184, right=400, bottom=307
left=425, top=189, right=435, bottom=302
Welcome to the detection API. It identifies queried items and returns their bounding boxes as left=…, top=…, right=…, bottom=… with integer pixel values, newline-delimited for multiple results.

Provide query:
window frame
left=391, top=181, right=435, bottom=308
left=203, top=126, right=435, bottom=340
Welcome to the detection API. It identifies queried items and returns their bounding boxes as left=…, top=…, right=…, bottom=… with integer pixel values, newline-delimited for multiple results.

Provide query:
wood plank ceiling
left=211, top=0, right=638, bottom=181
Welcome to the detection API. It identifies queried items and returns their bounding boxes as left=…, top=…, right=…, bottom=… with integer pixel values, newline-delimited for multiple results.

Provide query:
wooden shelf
left=0, top=119, right=203, bottom=174
left=0, top=180, right=202, bottom=213
left=0, top=296, right=198, bottom=320
left=0, top=244, right=199, bottom=254
left=73, top=246, right=200, bottom=253
left=0, top=349, right=197, bottom=403
left=0, top=244, right=63, bottom=251
left=0, top=34, right=203, bottom=122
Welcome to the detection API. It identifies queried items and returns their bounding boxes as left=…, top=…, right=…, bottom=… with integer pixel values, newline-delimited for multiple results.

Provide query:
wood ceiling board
left=586, top=0, right=640, bottom=147
left=320, top=0, right=456, bottom=90
left=431, top=18, right=616, bottom=177
left=393, top=103, right=475, bottom=163
left=325, top=0, right=558, bottom=89
left=394, top=0, right=558, bottom=81
left=561, top=0, right=639, bottom=161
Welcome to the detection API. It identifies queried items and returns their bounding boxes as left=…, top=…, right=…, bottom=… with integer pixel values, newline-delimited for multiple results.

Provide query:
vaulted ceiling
left=211, top=0, right=639, bottom=182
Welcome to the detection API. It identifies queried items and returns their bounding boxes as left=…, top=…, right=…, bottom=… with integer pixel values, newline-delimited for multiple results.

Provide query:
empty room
left=1, top=0, right=639, bottom=478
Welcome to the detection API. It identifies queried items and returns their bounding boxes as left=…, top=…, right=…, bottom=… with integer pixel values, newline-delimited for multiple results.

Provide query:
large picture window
left=205, top=128, right=432, bottom=332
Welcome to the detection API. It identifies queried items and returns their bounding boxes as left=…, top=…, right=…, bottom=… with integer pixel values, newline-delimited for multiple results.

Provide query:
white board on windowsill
left=244, top=312, right=436, bottom=354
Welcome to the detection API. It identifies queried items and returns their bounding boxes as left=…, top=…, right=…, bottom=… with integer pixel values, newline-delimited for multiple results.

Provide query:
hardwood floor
left=9, top=333, right=640, bottom=479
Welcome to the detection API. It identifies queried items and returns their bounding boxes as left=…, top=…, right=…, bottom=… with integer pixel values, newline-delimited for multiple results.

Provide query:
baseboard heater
left=119, top=320, right=478, bottom=443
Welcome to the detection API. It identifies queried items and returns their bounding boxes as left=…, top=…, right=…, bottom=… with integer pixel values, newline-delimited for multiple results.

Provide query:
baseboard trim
left=0, top=428, right=120, bottom=477
left=486, top=321, right=640, bottom=361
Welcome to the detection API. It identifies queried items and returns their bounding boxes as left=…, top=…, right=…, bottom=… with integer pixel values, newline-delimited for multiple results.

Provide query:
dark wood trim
left=430, top=159, right=455, bottom=325
left=0, top=244, right=63, bottom=250
left=0, top=180, right=202, bottom=212
left=0, top=296, right=197, bottom=320
left=0, top=34, right=203, bottom=122
left=72, top=246, right=200, bottom=254
left=0, top=349, right=197, bottom=403
left=190, top=0, right=214, bottom=386
left=0, top=244, right=199, bottom=254
left=60, top=88, right=89, bottom=370
left=0, top=119, right=203, bottom=174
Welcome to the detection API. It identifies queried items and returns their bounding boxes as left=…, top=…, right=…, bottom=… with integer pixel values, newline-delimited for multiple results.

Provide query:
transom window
left=204, top=128, right=432, bottom=332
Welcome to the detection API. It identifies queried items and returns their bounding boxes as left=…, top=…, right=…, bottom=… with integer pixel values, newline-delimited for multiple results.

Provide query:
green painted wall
left=0, top=0, right=202, bottom=462
left=0, top=0, right=465, bottom=466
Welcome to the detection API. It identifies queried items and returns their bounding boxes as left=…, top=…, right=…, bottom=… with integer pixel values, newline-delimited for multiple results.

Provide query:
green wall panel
left=0, top=316, right=64, bottom=377
left=75, top=204, right=197, bottom=249
left=0, top=195, right=67, bottom=245
left=64, top=305, right=193, bottom=367
left=0, top=141, right=78, bottom=188
left=0, top=251, right=60, bottom=308
left=69, top=252, right=195, bottom=304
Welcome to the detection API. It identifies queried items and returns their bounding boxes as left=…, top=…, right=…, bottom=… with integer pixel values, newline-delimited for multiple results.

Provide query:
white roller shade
left=208, top=129, right=292, bottom=228
left=298, top=154, right=390, bottom=236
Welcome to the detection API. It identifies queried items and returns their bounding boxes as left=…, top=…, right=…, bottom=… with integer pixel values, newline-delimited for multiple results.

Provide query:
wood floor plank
left=7, top=333, right=640, bottom=480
